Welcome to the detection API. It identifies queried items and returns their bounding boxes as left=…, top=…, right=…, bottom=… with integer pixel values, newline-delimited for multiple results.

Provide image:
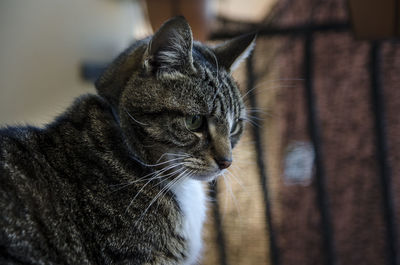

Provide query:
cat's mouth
left=178, top=164, right=225, bottom=182
left=159, top=164, right=222, bottom=182
left=153, top=154, right=227, bottom=182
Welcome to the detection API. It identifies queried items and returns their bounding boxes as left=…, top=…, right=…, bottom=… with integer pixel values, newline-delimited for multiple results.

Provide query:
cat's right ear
left=143, top=16, right=196, bottom=76
left=213, top=33, right=257, bottom=72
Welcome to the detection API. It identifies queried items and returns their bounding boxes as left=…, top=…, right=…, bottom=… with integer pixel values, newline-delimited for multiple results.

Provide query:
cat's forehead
left=210, top=74, right=243, bottom=119
left=183, top=47, right=244, bottom=118
left=123, top=42, right=243, bottom=117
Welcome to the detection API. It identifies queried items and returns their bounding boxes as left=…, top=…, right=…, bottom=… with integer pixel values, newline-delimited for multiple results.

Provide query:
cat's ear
left=213, top=33, right=257, bottom=72
left=144, top=16, right=196, bottom=75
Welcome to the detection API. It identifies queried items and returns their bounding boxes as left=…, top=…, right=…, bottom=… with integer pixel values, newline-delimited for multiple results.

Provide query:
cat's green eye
left=185, top=115, right=204, bottom=132
left=230, top=123, right=240, bottom=136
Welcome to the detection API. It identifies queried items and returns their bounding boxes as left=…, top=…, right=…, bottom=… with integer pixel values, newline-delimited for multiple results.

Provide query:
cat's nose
left=215, top=158, right=232, bottom=170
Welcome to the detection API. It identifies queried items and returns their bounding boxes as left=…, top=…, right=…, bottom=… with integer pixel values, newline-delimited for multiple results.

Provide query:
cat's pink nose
left=216, top=159, right=232, bottom=170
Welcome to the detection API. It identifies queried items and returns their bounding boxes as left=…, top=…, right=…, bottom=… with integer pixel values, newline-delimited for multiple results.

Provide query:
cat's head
left=96, top=16, right=255, bottom=181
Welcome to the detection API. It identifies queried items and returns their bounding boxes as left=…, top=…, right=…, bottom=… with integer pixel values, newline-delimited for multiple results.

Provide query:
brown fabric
left=202, top=0, right=400, bottom=264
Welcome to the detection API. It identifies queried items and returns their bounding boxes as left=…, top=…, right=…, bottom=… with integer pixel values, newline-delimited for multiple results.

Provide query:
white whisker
left=155, top=152, right=190, bottom=163
left=242, top=117, right=260, bottom=128
left=221, top=173, right=241, bottom=220
left=135, top=169, right=190, bottom=223
left=111, top=162, right=185, bottom=192
left=245, top=114, right=265, bottom=121
left=130, top=155, right=187, bottom=168
left=241, top=84, right=296, bottom=102
left=226, top=169, right=246, bottom=190
left=124, top=108, right=148, bottom=126
left=156, top=170, right=193, bottom=210
left=125, top=165, right=185, bottom=213
left=246, top=108, right=271, bottom=114
left=239, top=78, right=303, bottom=97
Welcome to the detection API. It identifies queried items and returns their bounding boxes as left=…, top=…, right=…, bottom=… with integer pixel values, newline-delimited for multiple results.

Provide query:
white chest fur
left=171, top=179, right=207, bottom=265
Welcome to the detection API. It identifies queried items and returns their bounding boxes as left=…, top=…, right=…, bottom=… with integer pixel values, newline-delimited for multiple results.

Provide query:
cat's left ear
left=213, top=33, right=257, bottom=72
left=144, top=16, right=196, bottom=75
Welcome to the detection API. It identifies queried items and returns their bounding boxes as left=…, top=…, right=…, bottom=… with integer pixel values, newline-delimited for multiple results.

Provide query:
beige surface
left=0, top=0, right=145, bottom=125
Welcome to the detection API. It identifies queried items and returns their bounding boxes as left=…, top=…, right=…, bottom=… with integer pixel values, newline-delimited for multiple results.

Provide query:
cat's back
left=0, top=116, right=96, bottom=264
left=0, top=126, right=51, bottom=206
left=0, top=95, right=139, bottom=264
left=0, top=95, right=124, bottom=264
left=0, top=95, right=194, bottom=265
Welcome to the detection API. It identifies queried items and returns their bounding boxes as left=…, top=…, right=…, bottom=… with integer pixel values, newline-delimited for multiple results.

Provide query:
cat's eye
left=230, top=123, right=240, bottom=136
left=185, top=115, right=204, bottom=132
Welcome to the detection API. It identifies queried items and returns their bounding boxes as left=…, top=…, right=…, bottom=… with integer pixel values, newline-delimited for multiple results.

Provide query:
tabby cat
left=0, top=16, right=255, bottom=264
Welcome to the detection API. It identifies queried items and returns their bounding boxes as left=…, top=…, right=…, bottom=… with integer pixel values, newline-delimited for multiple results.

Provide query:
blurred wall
left=0, top=0, right=148, bottom=126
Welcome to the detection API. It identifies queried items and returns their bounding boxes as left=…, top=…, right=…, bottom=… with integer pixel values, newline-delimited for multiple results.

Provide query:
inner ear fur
left=144, top=16, right=195, bottom=74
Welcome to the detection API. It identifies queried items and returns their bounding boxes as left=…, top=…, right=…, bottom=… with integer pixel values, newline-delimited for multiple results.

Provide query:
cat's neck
left=44, top=94, right=140, bottom=179
left=171, top=178, right=207, bottom=265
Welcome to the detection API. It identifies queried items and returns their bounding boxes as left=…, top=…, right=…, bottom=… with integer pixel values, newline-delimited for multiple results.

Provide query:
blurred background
left=1, top=0, right=399, bottom=264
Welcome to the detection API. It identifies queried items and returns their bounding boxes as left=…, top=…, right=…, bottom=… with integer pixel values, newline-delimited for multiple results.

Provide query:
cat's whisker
left=221, top=173, right=241, bottom=220
left=241, top=84, right=296, bottom=103
left=130, top=155, right=187, bottom=168
left=239, top=78, right=304, bottom=89
left=246, top=108, right=270, bottom=114
left=145, top=162, right=187, bottom=179
left=125, top=165, right=186, bottom=212
left=136, top=169, right=190, bottom=223
left=245, top=108, right=274, bottom=118
left=225, top=170, right=251, bottom=201
left=125, top=168, right=179, bottom=190
left=241, top=85, right=296, bottom=105
left=110, top=162, right=185, bottom=192
left=235, top=140, right=256, bottom=146
left=124, top=108, right=148, bottom=126
left=239, top=78, right=303, bottom=98
left=149, top=166, right=187, bottom=189
left=135, top=163, right=185, bottom=185
left=241, top=117, right=260, bottom=128
left=245, top=114, right=264, bottom=121
left=155, top=170, right=193, bottom=211
left=225, top=169, right=246, bottom=191
left=220, top=174, right=230, bottom=219
left=232, top=159, right=257, bottom=166
left=155, top=152, right=190, bottom=163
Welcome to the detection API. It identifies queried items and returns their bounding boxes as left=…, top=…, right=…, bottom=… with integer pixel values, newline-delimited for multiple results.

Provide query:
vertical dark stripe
left=303, top=32, right=336, bottom=265
left=395, top=0, right=399, bottom=36
left=369, top=41, right=398, bottom=265
left=225, top=78, right=236, bottom=118
left=226, top=77, right=239, bottom=118
left=209, top=182, right=229, bottom=265
left=246, top=53, right=280, bottom=265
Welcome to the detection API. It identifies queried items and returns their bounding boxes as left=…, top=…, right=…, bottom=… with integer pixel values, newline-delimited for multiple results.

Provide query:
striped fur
left=0, top=17, right=255, bottom=264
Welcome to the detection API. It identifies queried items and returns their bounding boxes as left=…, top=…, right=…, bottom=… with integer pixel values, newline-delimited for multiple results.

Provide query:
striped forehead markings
left=226, top=76, right=241, bottom=120
left=212, top=84, right=235, bottom=130
left=223, top=78, right=236, bottom=117
left=203, top=65, right=240, bottom=129
left=221, top=79, right=235, bottom=129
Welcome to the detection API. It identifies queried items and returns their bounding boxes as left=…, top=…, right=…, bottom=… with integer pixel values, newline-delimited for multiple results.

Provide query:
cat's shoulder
left=58, top=93, right=111, bottom=120
left=0, top=93, right=114, bottom=162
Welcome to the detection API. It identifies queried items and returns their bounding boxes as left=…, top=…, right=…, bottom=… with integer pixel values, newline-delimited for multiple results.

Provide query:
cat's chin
left=189, top=170, right=224, bottom=182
